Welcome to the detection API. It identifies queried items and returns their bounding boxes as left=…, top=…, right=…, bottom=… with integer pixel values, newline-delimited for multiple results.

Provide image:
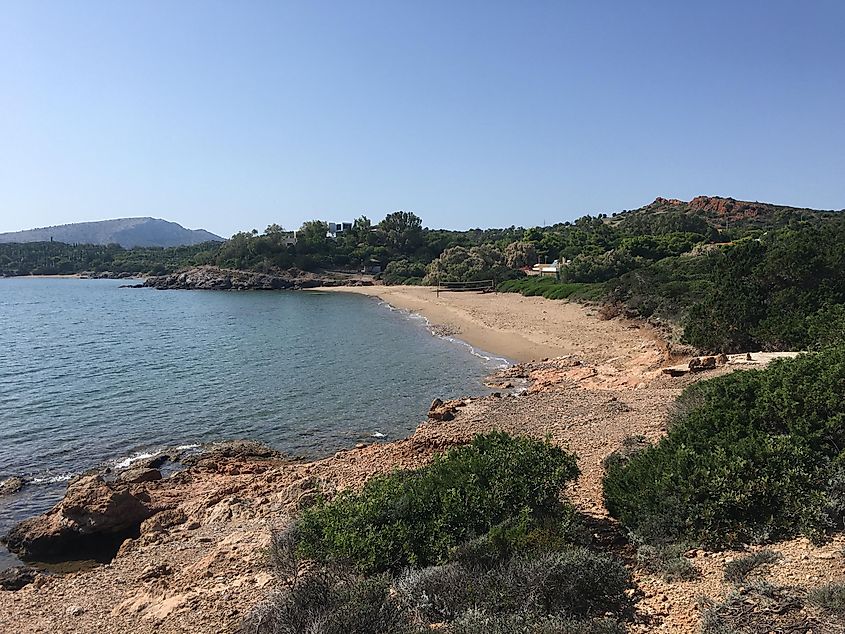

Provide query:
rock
left=0, top=566, right=37, bottom=591
left=119, top=468, right=162, bottom=484
left=66, top=605, right=85, bottom=617
left=700, top=356, right=717, bottom=369
left=140, top=508, right=187, bottom=534
left=138, top=563, right=174, bottom=581
left=427, top=398, right=464, bottom=421
left=181, top=440, right=280, bottom=467
left=141, top=266, right=353, bottom=292
left=717, top=353, right=729, bottom=365
left=0, top=476, right=24, bottom=497
left=3, top=474, right=154, bottom=561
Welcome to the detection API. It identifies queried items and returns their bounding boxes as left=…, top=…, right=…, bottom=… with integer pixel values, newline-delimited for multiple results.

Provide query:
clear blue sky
left=1, top=1, right=843, bottom=238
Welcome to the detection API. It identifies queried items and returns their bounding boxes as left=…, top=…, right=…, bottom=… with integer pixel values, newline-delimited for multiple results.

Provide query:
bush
left=448, top=611, right=626, bottom=634
left=497, top=277, right=604, bottom=302
left=808, top=581, right=845, bottom=614
left=296, top=432, right=580, bottom=573
left=700, top=583, right=814, bottom=634
left=723, top=550, right=780, bottom=583
left=242, top=568, right=423, bottom=634
left=634, top=539, right=698, bottom=582
left=396, top=547, right=631, bottom=623
left=603, top=348, right=845, bottom=546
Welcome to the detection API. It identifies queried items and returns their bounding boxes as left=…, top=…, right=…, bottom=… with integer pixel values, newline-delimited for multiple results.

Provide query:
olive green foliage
left=497, top=277, right=604, bottom=301
left=248, top=433, right=632, bottom=634
left=423, top=245, right=520, bottom=285
left=504, top=240, right=538, bottom=268
left=381, top=259, right=427, bottom=285
left=700, top=583, right=840, bottom=633
left=396, top=547, right=630, bottom=623
left=447, top=613, right=626, bottom=634
left=604, top=348, right=845, bottom=546
left=634, top=540, right=697, bottom=582
left=723, top=550, right=780, bottom=583
left=683, top=225, right=845, bottom=352
left=808, top=582, right=845, bottom=615
left=296, top=432, right=580, bottom=574
left=242, top=567, right=424, bottom=634
left=0, top=241, right=216, bottom=276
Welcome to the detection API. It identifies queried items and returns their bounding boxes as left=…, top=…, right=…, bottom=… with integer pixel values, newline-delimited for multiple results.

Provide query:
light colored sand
left=315, top=285, right=668, bottom=376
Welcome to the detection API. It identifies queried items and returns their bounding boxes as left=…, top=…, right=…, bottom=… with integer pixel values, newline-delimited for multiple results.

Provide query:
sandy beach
left=314, top=285, right=669, bottom=386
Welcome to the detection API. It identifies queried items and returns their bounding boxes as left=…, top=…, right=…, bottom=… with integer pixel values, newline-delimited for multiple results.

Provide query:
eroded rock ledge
left=1, top=440, right=282, bottom=565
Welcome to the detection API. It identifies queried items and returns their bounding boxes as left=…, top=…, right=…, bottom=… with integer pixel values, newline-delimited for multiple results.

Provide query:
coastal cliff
left=142, top=266, right=372, bottom=290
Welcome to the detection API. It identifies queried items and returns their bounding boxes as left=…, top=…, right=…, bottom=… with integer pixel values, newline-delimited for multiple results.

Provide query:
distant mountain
left=0, top=218, right=224, bottom=248
left=617, top=195, right=843, bottom=229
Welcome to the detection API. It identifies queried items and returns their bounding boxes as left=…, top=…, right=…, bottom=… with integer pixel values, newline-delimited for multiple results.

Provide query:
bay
left=0, top=278, right=504, bottom=568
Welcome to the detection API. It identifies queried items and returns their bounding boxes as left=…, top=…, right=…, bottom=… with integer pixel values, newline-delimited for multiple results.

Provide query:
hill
left=616, top=195, right=843, bottom=230
left=0, top=218, right=223, bottom=248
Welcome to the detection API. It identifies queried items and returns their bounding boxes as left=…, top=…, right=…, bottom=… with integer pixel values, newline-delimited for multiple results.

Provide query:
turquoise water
left=0, top=278, right=505, bottom=567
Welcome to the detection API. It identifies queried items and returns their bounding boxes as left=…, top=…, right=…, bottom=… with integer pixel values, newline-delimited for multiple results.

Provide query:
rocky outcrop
left=0, top=567, right=38, bottom=591
left=427, top=398, right=469, bottom=422
left=143, top=266, right=296, bottom=290
left=2, top=474, right=155, bottom=561
left=141, top=266, right=373, bottom=291
left=0, top=476, right=24, bottom=497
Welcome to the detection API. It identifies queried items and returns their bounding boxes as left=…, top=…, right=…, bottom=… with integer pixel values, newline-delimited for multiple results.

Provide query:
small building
left=327, top=222, right=353, bottom=239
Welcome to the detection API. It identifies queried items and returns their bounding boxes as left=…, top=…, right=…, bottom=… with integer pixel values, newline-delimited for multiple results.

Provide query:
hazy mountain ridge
left=0, top=217, right=223, bottom=248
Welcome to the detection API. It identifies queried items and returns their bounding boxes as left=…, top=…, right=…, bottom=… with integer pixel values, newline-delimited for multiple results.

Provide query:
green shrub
left=634, top=540, right=698, bottom=582
left=723, top=550, right=780, bottom=583
left=296, top=432, right=580, bottom=573
left=447, top=610, right=626, bottom=634
left=395, top=547, right=631, bottom=623
left=604, top=348, right=845, bottom=546
left=242, top=568, right=423, bottom=634
left=700, top=583, right=812, bottom=634
left=808, top=581, right=845, bottom=614
left=497, top=277, right=604, bottom=302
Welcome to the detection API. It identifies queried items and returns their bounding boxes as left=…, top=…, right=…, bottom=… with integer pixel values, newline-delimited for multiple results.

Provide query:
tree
left=504, top=241, right=538, bottom=269
left=378, top=211, right=423, bottom=256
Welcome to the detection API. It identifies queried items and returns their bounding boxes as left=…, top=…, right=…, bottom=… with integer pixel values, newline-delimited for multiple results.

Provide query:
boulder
left=0, top=476, right=24, bottom=497
left=427, top=398, right=465, bottom=422
left=180, top=440, right=280, bottom=467
left=0, top=566, right=37, bottom=591
left=2, top=474, right=154, bottom=561
left=119, top=468, right=162, bottom=484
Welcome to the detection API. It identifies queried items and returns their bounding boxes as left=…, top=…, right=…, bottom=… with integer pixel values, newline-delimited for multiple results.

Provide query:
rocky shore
left=141, top=266, right=373, bottom=291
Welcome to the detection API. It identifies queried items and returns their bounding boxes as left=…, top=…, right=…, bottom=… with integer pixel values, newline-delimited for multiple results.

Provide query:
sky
left=1, top=1, right=843, bottom=238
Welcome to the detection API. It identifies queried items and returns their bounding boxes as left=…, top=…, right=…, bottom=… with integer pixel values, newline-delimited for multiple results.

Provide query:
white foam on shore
left=175, top=444, right=201, bottom=451
left=31, top=473, right=74, bottom=484
left=112, top=451, right=156, bottom=470
left=375, top=298, right=512, bottom=368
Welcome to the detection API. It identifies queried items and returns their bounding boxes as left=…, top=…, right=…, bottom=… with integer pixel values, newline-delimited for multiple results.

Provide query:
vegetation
left=700, top=583, right=844, bottom=633
left=245, top=432, right=632, bottom=633
left=603, top=347, right=845, bottom=547
left=808, top=581, right=845, bottom=615
left=6, top=197, right=844, bottom=354
left=723, top=550, right=780, bottom=583
left=0, top=241, right=217, bottom=276
left=295, top=432, right=580, bottom=574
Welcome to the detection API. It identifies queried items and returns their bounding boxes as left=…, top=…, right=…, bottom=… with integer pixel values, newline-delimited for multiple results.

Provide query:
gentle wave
left=375, top=297, right=511, bottom=368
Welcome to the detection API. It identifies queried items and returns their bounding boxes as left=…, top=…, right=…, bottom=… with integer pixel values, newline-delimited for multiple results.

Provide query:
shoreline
left=310, top=285, right=669, bottom=373
left=1, top=284, right=735, bottom=633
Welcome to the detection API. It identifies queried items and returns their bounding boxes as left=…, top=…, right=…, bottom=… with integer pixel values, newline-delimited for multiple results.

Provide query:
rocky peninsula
left=141, top=266, right=372, bottom=291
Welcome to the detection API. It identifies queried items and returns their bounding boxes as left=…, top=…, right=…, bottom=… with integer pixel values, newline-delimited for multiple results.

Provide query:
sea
left=0, top=278, right=507, bottom=568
